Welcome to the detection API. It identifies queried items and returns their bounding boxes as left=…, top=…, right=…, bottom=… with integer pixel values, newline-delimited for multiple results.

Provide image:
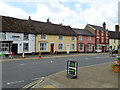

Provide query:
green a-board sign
left=67, top=60, right=78, bottom=79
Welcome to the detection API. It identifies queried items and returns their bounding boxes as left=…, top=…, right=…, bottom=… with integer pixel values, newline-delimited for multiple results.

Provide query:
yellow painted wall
left=36, top=34, right=77, bottom=52
left=109, top=39, right=120, bottom=49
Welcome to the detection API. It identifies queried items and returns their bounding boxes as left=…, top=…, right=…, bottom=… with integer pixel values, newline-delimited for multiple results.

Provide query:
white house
left=0, top=15, right=36, bottom=54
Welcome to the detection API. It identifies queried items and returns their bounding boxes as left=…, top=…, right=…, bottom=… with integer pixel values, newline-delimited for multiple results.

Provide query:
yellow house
left=109, top=25, right=120, bottom=50
left=32, top=19, right=77, bottom=53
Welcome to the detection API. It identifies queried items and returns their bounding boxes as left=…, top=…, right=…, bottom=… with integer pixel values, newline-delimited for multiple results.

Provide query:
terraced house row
left=0, top=15, right=119, bottom=54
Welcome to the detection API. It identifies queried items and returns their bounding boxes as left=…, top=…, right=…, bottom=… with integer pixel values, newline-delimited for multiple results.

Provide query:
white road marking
left=20, top=64, right=24, bottom=66
left=7, top=80, right=24, bottom=85
left=50, top=61, right=54, bottom=63
left=96, top=57, right=100, bottom=58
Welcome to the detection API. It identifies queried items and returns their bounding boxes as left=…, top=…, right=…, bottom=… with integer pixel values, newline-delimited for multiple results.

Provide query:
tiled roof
left=72, top=28, right=95, bottom=36
left=1, top=15, right=77, bottom=36
left=88, top=24, right=107, bottom=31
left=109, top=31, right=120, bottom=39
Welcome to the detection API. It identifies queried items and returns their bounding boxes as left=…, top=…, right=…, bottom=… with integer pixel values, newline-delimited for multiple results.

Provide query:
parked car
left=112, top=49, right=118, bottom=54
left=95, top=49, right=102, bottom=53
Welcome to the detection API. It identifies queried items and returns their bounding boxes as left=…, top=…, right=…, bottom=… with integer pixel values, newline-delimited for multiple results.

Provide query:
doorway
left=12, top=44, right=18, bottom=54
left=50, top=43, right=54, bottom=53
left=66, top=44, right=70, bottom=54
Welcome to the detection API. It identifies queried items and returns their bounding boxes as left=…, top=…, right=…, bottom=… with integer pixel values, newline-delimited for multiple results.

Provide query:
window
left=88, top=36, right=91, bottom=41
left=1, top=43, right=9, bottom=52
left=72, top=36, right=75, bottom=41
left=41, top=34, right=46, bottom=39
left=97, top=30, right=99, bottom=35
left=106, top=45, right=109, bottom=51
left=101, top=31, right=104, bottom=36
left=101, top=37, right=104, bottom=43
left=106, top=38, right=108, bottom=43
left=59, top=35, right=63, bottom=40
left=79, top=35, right=82, bottom=40
left=39, top=42, right=47, bottom=51
left=72, top=44, right=75, bottom=50
left=23, top=43, right=29, bottom=51
left=23, top=34, right=29, bottom=40
left=96, top=44, right=101, bottom=50
left=114, top=40, right=115, bottom=43
left=106, top=31, right=108, bottom=36
left=1, top=33, right=6, bottom=40
left=88, top=44, right=92, bottom=51
left=58, top=44, right=63, bottom=50
left=79, top=43, right=84, bottom=51
left=97, top=37, right=99, bottom=43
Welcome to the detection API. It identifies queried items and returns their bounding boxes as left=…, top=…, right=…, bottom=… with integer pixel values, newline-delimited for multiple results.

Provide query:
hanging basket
left=113, top=66, right=120, bottom=73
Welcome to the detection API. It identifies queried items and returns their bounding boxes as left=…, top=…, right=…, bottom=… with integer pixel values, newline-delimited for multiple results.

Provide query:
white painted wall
left=1, top=32, right=35, bottom=54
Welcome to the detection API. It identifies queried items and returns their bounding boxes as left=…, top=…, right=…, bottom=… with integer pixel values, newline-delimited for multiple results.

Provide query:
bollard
left=38, top=52, right=42, bottom=59
left=67, top=60, right=78, bottom=79
left=22, top=52, right=25, bottom=58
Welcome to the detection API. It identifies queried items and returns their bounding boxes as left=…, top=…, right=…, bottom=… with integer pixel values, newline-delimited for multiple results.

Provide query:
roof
left=72, top=28, right=95, bottom=36
left=1, top=15, right=77, bottom=36
left=88, top=24, right=107, bottom=31
left=109, top=31, right=120, bottom=39
left=1, top=15, right=35, bottom=34
left=31, top=20, right=77, bottom=36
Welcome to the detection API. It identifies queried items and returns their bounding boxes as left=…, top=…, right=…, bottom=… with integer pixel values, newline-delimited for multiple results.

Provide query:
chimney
left=103, top=22, right=106, bottom=29
left=115, top=25, right=119, bottom=33
left=28, top=16, right=31, bottom=21
left=47, top=18, right=50, bottom=23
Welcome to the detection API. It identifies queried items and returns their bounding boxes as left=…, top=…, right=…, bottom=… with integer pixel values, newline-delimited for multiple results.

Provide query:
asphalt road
left=2, top=53, right=116, bottom=88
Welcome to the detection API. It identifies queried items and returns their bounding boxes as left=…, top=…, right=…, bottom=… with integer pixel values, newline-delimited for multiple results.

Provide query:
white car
left=95, top=49, right=102, bottom=53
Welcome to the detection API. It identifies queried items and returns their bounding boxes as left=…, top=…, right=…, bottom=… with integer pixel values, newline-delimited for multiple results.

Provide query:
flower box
left=113, top=66, right=120, bottom=73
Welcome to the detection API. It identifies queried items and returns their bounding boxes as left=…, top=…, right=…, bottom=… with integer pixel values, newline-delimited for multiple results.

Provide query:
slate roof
left=1, top=15, right=77, bottom=36
left=109, top=31, right=120, bottom=39
left=88, top=24, right=107, bottom=31
left=72, top=28, right=95, bottom=37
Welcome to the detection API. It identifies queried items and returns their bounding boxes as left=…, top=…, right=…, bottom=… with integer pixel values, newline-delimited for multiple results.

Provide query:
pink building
left=73, top=28, right=96, bottom=52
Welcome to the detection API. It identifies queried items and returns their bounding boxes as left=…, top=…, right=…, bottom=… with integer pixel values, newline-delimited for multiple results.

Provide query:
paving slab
left=33, top=62, right=119, bottom=88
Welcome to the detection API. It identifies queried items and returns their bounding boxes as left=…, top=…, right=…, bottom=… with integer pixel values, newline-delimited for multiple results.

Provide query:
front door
left=102, top=46, right=104, bottom=52
left=66, top=45, right=70, bottom=54
left=51, top=44, right=54, bottom=53
left=12, top=44, right=18, bottom=54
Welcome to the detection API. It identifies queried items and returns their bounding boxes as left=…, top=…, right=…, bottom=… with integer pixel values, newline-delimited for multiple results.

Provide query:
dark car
left=112, top=49, right=118, bottom=54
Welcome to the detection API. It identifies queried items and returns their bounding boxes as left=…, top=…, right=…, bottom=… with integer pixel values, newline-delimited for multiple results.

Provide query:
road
left=2, top=53, right=116, bottom=88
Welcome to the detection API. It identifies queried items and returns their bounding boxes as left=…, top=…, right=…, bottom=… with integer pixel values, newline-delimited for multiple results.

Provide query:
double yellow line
left=20, top=80, right=41, bottom=89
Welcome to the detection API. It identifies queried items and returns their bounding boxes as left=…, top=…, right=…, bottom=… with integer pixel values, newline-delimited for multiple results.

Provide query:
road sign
left=67, top=60, right=78, bottom=79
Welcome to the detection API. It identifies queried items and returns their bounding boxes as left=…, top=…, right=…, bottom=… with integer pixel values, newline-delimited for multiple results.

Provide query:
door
left=84, top=46, right=86, bottom=53
left=51, top=44, right=54, bottom=53
left=12, top=44, right=18, bottom=54
left=102, top=46, right=104, bottom=52
left=66, top=45, right=70, bottom=54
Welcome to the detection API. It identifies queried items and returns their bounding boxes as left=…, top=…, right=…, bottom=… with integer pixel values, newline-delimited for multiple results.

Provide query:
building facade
left=0, top=16, right=35, bottom=54
left=109, top=25, right=120, bottom=50
left=85, top=22, right=109, bottom=52
left=73, top=28, right=95, bottom=53
left=32, top=19, right=77, bottom=53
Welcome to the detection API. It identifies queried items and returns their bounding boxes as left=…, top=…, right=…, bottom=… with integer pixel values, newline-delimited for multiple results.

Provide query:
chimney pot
left=103, top=22, right=106, bottom=29
left=115, top=25, right=119, bottom=32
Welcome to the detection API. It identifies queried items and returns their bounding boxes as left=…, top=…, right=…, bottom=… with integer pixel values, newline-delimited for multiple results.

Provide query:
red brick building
left=85, top=22, right=109, bottom=52
left=73, top=28, right=95, bottom=53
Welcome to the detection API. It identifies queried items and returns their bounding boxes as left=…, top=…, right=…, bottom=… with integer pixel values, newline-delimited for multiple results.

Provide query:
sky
left=0, top=0, right=119, bottom=31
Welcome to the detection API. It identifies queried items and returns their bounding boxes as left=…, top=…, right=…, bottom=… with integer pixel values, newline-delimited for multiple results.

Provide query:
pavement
left=0, top=53, right=108, bottom=62
left=28, top=62, right=119, bottom=89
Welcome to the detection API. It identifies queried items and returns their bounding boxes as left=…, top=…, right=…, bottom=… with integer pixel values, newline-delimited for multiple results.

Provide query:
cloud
left=0, top=0, right=119, bottom=31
